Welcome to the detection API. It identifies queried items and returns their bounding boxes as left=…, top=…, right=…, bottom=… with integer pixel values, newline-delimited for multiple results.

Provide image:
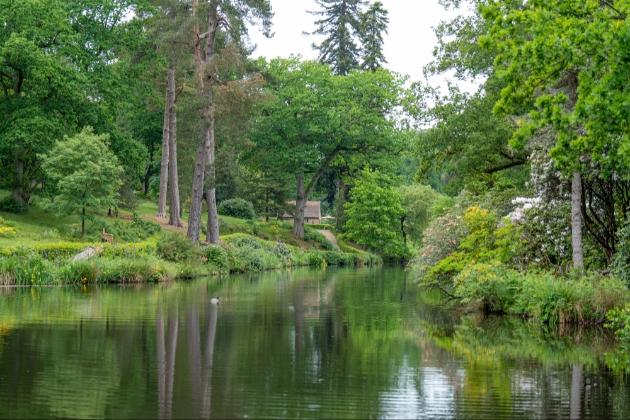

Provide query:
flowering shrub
left=0, top=226, right=16, bottom=237
left=410, top=210, right=468, bottom=282
left=454, top=262, right=519, bottom=312
left=202, top=245, right=229, bottom=271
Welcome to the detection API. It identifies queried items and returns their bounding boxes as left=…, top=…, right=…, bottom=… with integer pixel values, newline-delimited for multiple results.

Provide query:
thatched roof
left=283, top=201, right=321, bottom=219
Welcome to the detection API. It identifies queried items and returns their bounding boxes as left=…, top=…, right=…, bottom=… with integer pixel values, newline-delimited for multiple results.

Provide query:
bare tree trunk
left=167, top=70, right=182, bottom=227
left=157, top=70, right=172, bottom=218
left=187, top=0, right=218, bottom=243
left=293, top=174, right=308, bottom=238
left=188, top=145, right=206, bottom=243
left=11, top=148, right=24, bottom=203
left=205, top=125, right=220, bottom=244
left=572, top=171, right=584, bottom=272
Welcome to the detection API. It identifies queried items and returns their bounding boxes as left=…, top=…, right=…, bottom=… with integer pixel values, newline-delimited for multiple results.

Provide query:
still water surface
left=0, top=266, right=629, bottom=418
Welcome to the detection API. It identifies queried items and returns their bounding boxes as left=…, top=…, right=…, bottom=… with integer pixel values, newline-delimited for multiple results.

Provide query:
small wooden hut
left=281, top=201, right=322, bottom=224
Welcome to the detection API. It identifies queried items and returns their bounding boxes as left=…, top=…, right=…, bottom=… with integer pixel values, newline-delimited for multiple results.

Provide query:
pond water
left=0, top=266, right=629, bottom=419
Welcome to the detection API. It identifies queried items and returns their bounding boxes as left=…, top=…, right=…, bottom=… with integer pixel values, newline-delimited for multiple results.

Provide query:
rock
left=71, top=246, right=96, bottom=261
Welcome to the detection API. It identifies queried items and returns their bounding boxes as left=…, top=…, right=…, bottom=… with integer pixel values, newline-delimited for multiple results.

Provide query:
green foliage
left=306, top=228, right=336, bottom=250
left=411, top=209, right=469, bottom=287
left=453, top=262, right=629, bottom=324
left=359, top=1, right=388, bottom=72
left=613, top=223, right=630, bottom=287
left=308, top=0, right=364, bottom=75
left=202, top=245, right=229, bottom=272
left=0, top=197, right=29, bottom=214
left=0, top=242, right=155, bottom=261
left=344, top=168, right=405, bottom=257
left=111, top=213, right=161, bottom=242
left=605, top=305, right=630, bottom=348
left=308, top=252, right=328, bottom=268
left=157, top=233, right=200, bottom=263
left=40, top=127, right=123, bottom=235
left=398, top=184, right=441, bottom=245
left=217, top=198, right=256, bottom=220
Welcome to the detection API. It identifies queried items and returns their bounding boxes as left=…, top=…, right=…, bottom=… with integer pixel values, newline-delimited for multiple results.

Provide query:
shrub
left=308, top=252, right=327, bottom=267
left=605, top=305, right=630, bottom=348
left=218, top=198, right=256, bottom=220
left=203, top=245, right=229, bottom=271
left=0, top=197, right=28, bottom=214
left=112, top=213, right=161, bottom=242
left=613, top=222, right=630, bottom=287
left=96, top=257, right=166, bottom=283
left=157, top=233, right=200, bottom=262
left=454, top=263, right=629, bottom=324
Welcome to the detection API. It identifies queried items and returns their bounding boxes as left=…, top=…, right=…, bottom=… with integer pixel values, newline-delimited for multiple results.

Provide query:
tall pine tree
left=307, top=0, right=365, bottom=76
left=359, top=1, right=388, bottom=72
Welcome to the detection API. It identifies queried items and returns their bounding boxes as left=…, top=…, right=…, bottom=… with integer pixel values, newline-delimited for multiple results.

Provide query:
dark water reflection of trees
left=0, top=267, right=629, bottom=418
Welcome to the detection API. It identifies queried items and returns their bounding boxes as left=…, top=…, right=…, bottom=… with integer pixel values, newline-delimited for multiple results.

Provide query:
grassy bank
left=0, top=233, right=380, bottom=286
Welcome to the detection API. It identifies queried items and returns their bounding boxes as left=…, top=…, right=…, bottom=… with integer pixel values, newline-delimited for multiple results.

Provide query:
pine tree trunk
left=293, top=174, right=306, bottom=239
left=81, top=206, right=85, bottom=237
left=167, top=70, right=181, bottom=227
left=205, top=103, right=220, bottom=244
left=572, top=170, right=584, bottom=272
left=157, top=68, right=172, bottom=218
left=187, top=144, right=206, bottom=243
left=187, top=0, right=218, bottom=243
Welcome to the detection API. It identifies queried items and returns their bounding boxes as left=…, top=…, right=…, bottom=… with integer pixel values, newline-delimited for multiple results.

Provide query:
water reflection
left=0, top=267, right=629, bottom=419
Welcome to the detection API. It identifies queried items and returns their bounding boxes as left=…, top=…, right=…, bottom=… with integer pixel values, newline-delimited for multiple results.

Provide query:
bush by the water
left=218, top=198, right=256, bottom=220
left=452, top=262, right=628, bottom=324
left=0, top=196, right=29, bottom=214
left=605, top=304, right=630, bottom=348
left=157, top=232, right=200, bottom=262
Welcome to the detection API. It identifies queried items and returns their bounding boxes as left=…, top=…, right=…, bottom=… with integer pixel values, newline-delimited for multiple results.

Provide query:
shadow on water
left=0, top=267, right=629, bottom=418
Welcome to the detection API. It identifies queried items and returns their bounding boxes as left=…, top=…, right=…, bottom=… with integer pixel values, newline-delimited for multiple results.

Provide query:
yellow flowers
left=0, top=227, right=16, bottom=237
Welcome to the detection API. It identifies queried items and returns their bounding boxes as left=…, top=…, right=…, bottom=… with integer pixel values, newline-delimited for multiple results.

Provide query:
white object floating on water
left=210, top=296, right=220, bottom=304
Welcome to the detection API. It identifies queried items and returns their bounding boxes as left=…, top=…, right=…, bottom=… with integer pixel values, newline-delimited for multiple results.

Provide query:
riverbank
left=0, top=233, right=380, bottom=285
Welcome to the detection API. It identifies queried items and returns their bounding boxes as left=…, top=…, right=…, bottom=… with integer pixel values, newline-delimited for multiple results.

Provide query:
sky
left=247, top=0, right=479, bottom=93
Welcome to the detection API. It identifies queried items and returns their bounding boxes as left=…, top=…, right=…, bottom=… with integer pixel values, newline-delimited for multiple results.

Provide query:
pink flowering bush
left=410, top=210, right=469, bottom=283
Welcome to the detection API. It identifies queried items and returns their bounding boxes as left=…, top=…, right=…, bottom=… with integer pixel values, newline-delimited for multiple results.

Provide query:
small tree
left=398, top=184, right=441, bottom=246
left=344, top=167, right=405, bottom=256
left=42, top=127, right=123, bottom=237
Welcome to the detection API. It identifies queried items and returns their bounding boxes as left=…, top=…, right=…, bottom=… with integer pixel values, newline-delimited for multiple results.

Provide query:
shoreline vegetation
left=0, top=202, right=381, bottom=286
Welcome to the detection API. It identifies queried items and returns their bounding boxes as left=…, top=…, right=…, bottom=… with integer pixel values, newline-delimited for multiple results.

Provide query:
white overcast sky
left=247, top=0, right=478, bottom=92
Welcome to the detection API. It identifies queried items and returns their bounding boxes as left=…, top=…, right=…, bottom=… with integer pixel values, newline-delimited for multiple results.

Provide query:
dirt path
left=319, top=229, right=339, bottom=248
left=142, top=214, right=188, bottom=233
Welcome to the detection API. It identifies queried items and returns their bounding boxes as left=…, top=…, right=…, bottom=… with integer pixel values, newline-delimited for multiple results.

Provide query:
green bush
left=203, top=245, right=229, bottom=271
left=157, top=233, right=200, bottom=262
left=613, top=222, right=630, bottom=287
left=96, top=257, right=166, bottom=283
left=112, top=213, right=161, bottom=242
left=218, top=198, right=256, bottom=220
left=102, top=243, right=156, bottom=258
left=0, top=196, right=29, bottom=214
left=605, top=304, right=630, bottom=348
left=308, top=252, right=327, bottom=267
left=454, top=262, right=629, bottom=324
